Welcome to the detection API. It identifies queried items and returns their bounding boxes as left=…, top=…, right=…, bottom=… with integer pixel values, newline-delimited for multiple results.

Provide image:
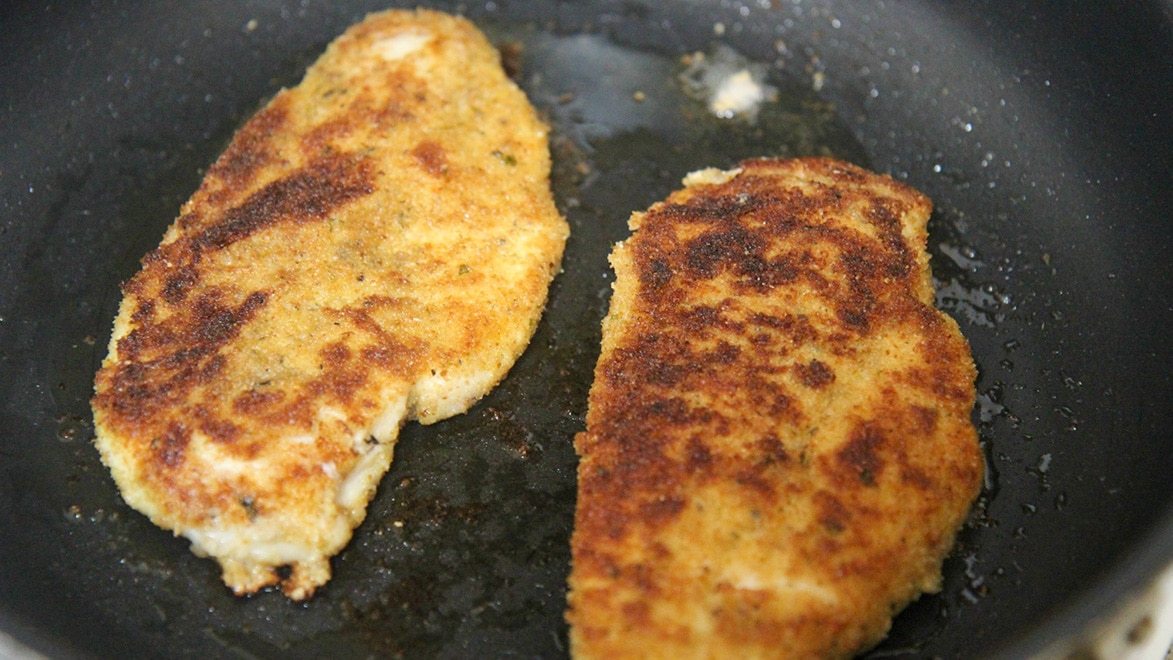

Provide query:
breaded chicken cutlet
left=567, top=158, right=983, bottom=658
left=91, top=9, right=568, bottom=600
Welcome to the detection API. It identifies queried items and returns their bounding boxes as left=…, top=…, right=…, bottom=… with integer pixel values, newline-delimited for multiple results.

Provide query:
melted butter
left=680, top=45, right=778, bottom=122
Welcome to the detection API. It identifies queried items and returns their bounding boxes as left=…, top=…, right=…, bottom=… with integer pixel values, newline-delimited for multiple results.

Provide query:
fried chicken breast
left=567, top=158, right=982, bottom=658
left=91, top=9, right=568, bottom=600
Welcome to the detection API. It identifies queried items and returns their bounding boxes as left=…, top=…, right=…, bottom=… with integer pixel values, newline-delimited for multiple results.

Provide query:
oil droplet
left=963, top=552, right=979, bottom=579
left=1036, top=453, right=1052, bottom=474
left=976, top=391, right=1004, bottom=423
left=1054, top=405, right=1079, bottom=432
left=935, top=278, right=1009, bottom=328
left=1026, top=453, right=1052, bottom=492
left=939, top=241, right=984, bottom=271
left=981, top=441, right=1000, bottom=496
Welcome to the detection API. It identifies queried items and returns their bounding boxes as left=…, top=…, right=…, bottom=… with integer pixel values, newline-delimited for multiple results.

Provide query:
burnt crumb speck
left=240, top=495, right=258, bottom=520
left=497, top=41, right=524, bottom=81
left=485, top=406, right=540, bottom=459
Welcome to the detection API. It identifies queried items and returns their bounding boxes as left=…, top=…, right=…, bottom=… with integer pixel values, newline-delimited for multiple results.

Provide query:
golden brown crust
left=567, top=158, right=982, bottom=658
left=92, top=9, right=567, bottom=599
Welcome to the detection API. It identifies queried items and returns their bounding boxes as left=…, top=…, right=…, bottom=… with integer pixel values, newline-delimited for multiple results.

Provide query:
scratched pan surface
left=1, top=1, right=1171, bottom=657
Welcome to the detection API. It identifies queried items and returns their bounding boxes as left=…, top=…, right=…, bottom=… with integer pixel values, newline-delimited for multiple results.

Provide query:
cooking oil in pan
left=510, top=30, right=871, bottom=194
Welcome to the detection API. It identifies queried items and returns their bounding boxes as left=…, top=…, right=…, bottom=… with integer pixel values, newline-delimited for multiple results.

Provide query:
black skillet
left=1, top=1, right=1171, bottom=657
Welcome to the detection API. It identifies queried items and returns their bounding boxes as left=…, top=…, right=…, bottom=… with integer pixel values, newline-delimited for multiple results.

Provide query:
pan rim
left=0, top=1, right=1171, bottom=657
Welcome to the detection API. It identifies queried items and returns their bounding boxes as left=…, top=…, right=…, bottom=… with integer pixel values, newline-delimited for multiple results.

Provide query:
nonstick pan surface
left=1, top=1, right=1171, bottom=657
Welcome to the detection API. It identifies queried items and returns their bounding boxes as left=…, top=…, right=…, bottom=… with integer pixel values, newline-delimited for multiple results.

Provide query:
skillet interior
left=0, top=0, right=1170, bottom=657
